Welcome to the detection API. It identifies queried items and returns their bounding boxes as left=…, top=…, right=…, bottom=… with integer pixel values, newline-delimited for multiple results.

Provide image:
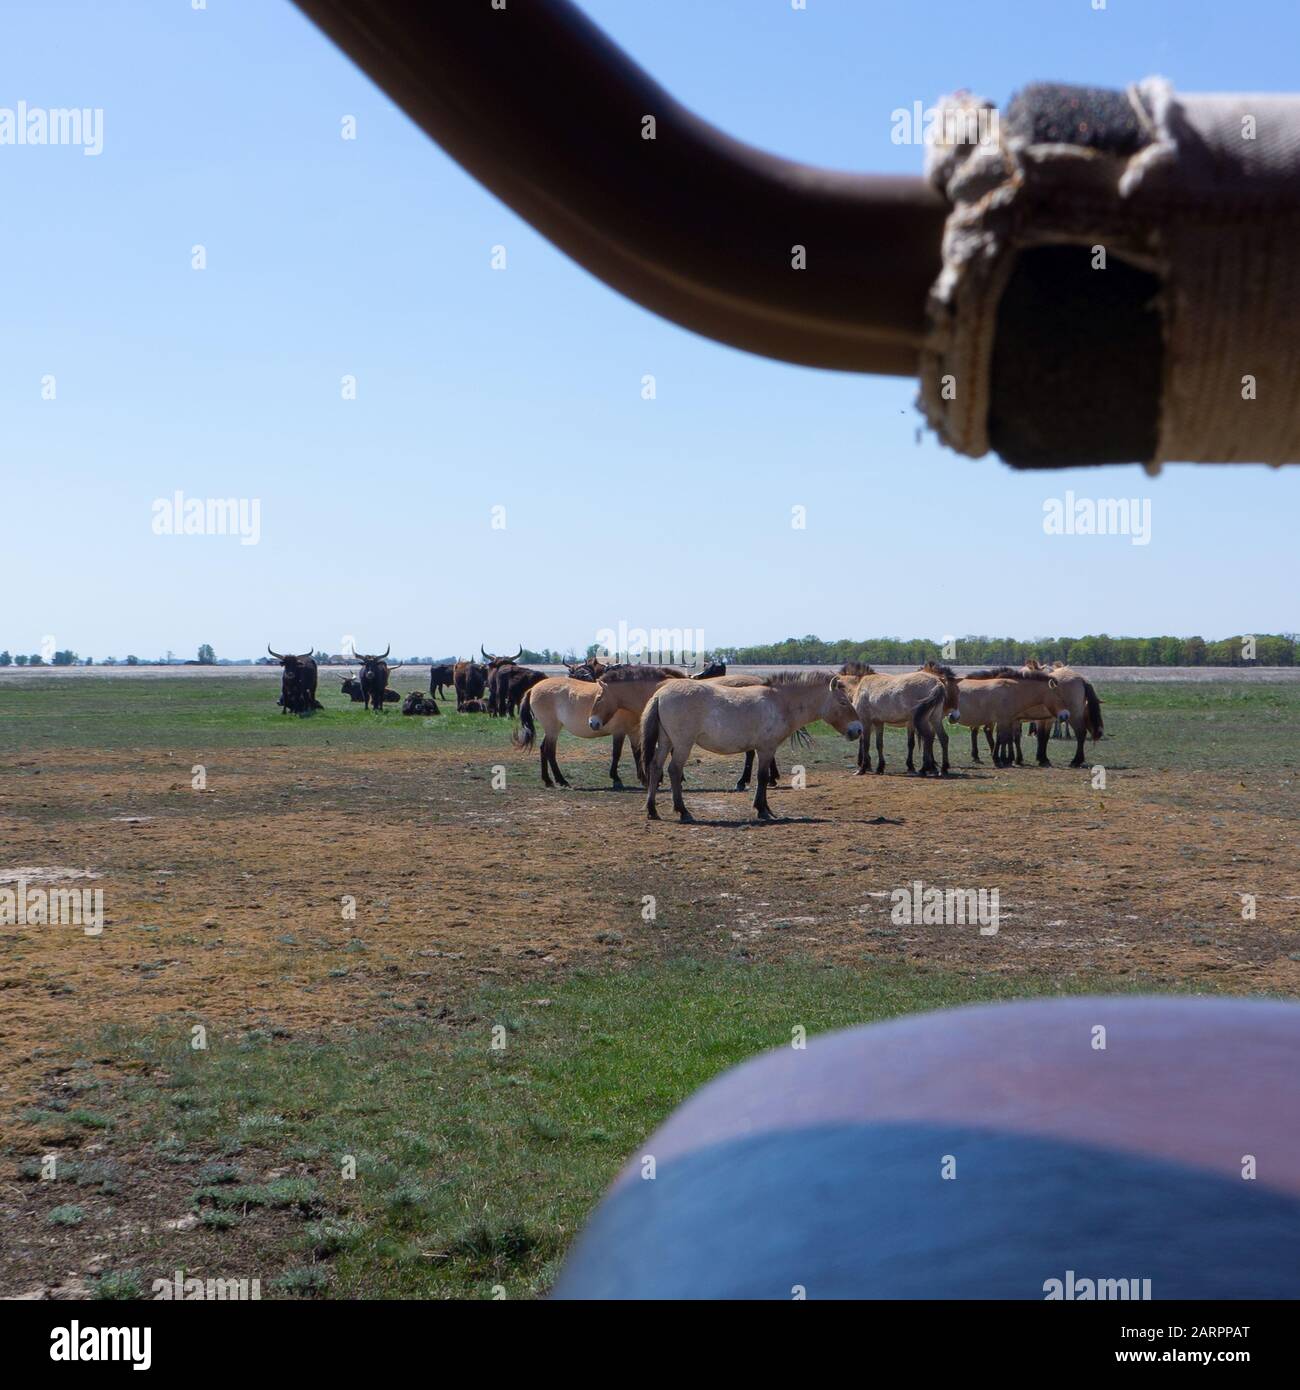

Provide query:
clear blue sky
left=2, top=0, right=1296, bottom=661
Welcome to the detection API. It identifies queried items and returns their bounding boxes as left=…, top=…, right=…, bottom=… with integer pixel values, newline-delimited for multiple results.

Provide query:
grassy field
left=29, top=961, right=1149, bottom=1300
left=1, top=675, right=1297, bottom=1297
left=2, top=673, right=1296, bottom=768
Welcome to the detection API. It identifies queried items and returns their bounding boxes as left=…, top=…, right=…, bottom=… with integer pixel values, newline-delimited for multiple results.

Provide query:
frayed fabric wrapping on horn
left=920, top=80, right=1300, bottom=471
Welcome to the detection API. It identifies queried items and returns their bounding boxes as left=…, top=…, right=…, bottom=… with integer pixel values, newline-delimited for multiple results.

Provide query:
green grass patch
left=2, top=676, right=1296, bottom=778
left=111, top=956, right=1163, bottom=1298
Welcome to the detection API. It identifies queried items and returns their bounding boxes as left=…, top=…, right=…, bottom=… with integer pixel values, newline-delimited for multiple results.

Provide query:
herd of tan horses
left=513, top=659, right=1104, bottom=822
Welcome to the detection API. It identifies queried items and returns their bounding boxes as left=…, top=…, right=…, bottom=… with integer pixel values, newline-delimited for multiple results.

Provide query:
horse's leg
left=668, top=750, right=692, bottom=822
left=924, top=721, right=939, bottom=775
left=1070, top=716, right=1087, bottom=768
left=937, top=717, right=950, bottom=775
left=906, top=724, right=917, bottom=773
left=983, top=726, right=997, bottom=763
left=875, top=722, right=885, bottom=775
left=1014, top=723, right=1024, bottom=765
left=645, top=739, right=669, bottom=819
left=1035, top=721, right=1052, bottom=767
left=632, top=737, right=646, bottom=785
left=539, top=738, right=553, bottom=787
left=736, top=750, right=754, bottom=792
left=770, top=754, right=781, bottom=787
left=609, top=733, right=625, bottom=788
left=548, top=737, right=570, bottom=787
left=855, top=728, right=868, bottom=775
left=969, top=727, right=980, bottom=763
left=753, top=754, right=776, bottom=820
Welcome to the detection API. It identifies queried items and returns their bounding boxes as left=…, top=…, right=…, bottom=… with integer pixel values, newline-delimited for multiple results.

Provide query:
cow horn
left=267, top=645, right=285, bottom=661
left=379, top=644, right=390, bottom=660
left=480, top=644, right=492, bottom=661
left=297, top=649, right=313, bottom=660
left=388, top=661, right=404, bottom=670
left=507, top=644, right=523, bottom=662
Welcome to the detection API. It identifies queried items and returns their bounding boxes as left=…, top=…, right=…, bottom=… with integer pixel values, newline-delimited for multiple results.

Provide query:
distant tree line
left=707, top=634, right=1298, bottom=667
left=3, top=634, right=1293, bottom=669
left=0, top=650, right=80, bottom=666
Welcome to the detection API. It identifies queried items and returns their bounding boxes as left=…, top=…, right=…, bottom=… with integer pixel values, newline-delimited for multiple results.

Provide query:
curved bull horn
left=297, top=649, right=314, bottom=660
left=480, top=644, right=493, bottom=661
left=288, top=0, right=941, bottom=376
left=388, top=661, right=404, bottom=670
left=267, top=645, right=285, bottom=661
left=379, top=644, right=390, bottom=660
left=507, top=644, right=523, bottom=662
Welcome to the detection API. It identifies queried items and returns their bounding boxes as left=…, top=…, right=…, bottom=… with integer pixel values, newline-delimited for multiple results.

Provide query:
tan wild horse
left=640, top=672, right=862, bottom=822
left=590, top=668, right=778, bottom=792
left=968, top=662, right=1103, bottom=767
left=949, top=671, right=1064, bottom=766
left=847, top=663, right=955, bottom=776
left=1022, top=661, right=1104, bottom=767
left=514, top=666, right=683, bottom=787
left=583, top=666, right=696, bottom=782
left=701, top=672, right=788, bottom=790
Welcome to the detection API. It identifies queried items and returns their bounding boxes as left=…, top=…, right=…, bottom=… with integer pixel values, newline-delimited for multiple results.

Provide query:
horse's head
left=825, top=677, right=864, bottom=741
left=587, top=675, right=628, bottom=730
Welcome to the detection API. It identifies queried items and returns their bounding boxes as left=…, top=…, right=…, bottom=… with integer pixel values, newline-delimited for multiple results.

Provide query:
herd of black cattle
left=267, top=644, right=680, bottom=719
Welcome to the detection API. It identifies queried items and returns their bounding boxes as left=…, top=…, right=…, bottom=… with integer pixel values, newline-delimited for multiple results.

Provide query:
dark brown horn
left=297, top=649, right=313, bottom=660
left=507, top=644, right=524, bottom=662
left=379, top=644, right=390, bottom=660
left=267, top=645, right=285, bottom=661
left=287, top=0, right=941, bottom=377
left=481, top=644, right=493, bottom=661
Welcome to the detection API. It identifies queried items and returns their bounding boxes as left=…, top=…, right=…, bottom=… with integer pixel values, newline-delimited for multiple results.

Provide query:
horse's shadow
left=662, top=813, right=836, bottom=828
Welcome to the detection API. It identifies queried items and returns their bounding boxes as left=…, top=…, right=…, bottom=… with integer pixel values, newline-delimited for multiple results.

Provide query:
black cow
left=269, top=646, right=323, bottom=714
left=453, top=659, right=488, bottom=710
left=402, top=691, right=441, bottom=716
left=340, top=672, right=365, bottom=702
left=429, top=662, right=456, bottom=699
left=481, top=645, right=524, bottom=716
left=352, top=645, right=402, bottom=712
left=500, top=664, right=546, bottom=718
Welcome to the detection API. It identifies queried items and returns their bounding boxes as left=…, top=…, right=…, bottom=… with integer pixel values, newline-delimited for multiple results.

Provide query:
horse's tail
left=640, top=696, right=662, bottom=772
left=1083, top=681, right=1103, bottom=739
left=512, top=689, right=536, bottom=749
left=912, top=681, right=945, bottom=733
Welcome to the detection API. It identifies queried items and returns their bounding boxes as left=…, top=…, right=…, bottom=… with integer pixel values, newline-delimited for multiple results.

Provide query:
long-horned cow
left=481, top=645, right=524, bottom=716
left=268, top=646, right=323, bottom=714
left=453, top=658, right=488, bottom=710
left=351, top=645, right=401, bottom=712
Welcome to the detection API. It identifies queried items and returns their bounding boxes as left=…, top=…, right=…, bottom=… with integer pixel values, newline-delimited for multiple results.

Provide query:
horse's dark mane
left=598, top=664, right=686, bottom=683
left=965, top=666, right=1054, bottom=681
left=922, top=662, right=957, bottom=681
left=840, top=661, right=875, bottom=676
left=767, top=670, right=838, bottom=687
